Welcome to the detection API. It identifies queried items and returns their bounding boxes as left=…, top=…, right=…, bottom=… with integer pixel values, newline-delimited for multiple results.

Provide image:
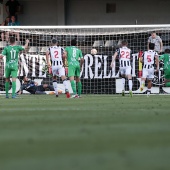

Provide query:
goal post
left=0, top=25, right=170, bottom=94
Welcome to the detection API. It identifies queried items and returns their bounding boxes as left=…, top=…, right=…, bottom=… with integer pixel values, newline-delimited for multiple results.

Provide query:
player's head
left=121, top=40, right=128, bottom=47
left=51, top=38, right=57, bottom=45
left=149, top=43, right=155, bottom=50
left=22, top=75, right=29, bottom=82
left=151, top=31, right=156, bottom=38
left=11, top=15, right=16, bottom=22
left=164, top=49, right=170, bottom=54
left=71, top=39, right=77, bottom=46
left=9, top=36, right=15, bottom=44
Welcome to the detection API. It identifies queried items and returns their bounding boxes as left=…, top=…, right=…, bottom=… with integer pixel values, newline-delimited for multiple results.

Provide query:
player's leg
left=75, top=66, right=82, bottom=97
left=52, top=75, right=58, bottom=97
left=140, top=69, right=147, bottom=91
left=52, top=67, right=59, bottom=97
left=59, top=67, right=70, bottom=98
left=11, top=69, right=18, bottom=98
left=5, top=67, right=11, bottom=98
left=146, top=68, right=154, bottom=96
left=164, top=69, right=170, bottom=87
left=119, top=68, right=126, bottom=96
left=68, top=66, right=77, bottom=96
left=35, top=85, right=46, bottom=94
left=147, top=79, right=152, bottom=96
left=126, top=66, right=133, bottom=97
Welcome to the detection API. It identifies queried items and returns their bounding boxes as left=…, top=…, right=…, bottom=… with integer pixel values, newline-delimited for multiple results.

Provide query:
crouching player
left=159, top=49, right=170, bottom=87
left=140, top=43, right=159, bottom=96
left=110, top=40, right=133, bottom=97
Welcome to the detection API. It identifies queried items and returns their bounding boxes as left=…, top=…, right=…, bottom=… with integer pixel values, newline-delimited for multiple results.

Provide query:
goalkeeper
left=159, top=49, right=170, bottom=86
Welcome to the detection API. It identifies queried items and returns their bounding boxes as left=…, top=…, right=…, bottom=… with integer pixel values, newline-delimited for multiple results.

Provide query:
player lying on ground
left=17, top=76, right=54, bottom=95
left=0, top=37, right=29, bottom=98
left=140, top=43, right=159, bottom=96
left=110, top=40, right=133, bottom=97
left=159, top=49, right=170, bottom=87
left=46, top=38, right=70, bottom=98
left=63, top=39, right=84, bottom=98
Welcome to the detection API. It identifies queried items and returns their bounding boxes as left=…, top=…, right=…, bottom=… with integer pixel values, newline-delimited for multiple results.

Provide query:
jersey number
left=120, top=51, right=130, bottom=59
left=10, top=49, right=16, bottom=59
left=54, top=50, right=59, bottom=58
left=147, top=55, right=151, bottom=62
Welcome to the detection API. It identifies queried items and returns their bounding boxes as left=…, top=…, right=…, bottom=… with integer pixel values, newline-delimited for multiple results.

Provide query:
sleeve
left=155, top=52, right=158, bottom=56
left=148, top=37, right=151, bottom=43
left=20, top=84, right=25, bottom=91
left=61, top=47, right=64, bottom=55
left=18, top=46, right=25, bottom=51
left=159, top=55, right=164, bottom=60
left=158, top=36, right=162, bottom=42
left=65, top=47, right=68, bottom=52
left=79, top=50, right=83, bottom=58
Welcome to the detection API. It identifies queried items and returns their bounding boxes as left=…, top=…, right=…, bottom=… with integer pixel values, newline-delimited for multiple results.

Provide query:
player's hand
left=47, top=63, right=51, bottom=68
left=110, top=62, right=114, bottom=68
left=26, top=39, right=29, bottom=43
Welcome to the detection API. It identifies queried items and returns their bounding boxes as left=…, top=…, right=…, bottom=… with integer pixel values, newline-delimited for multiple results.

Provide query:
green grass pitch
left=0, top=94, right=170, bottom=170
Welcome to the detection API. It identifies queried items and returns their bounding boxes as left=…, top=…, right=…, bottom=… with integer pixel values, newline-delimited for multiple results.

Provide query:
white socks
left=63, top=80, right=68, bottom=90
left=53, top=81, right=58, bottom=95
left=128, top=79, right=132, bottom=91
left=122, top=78, right=125, bottom=91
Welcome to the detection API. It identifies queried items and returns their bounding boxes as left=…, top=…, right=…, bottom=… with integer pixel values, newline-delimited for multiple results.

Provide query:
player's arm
left=0, top=48, right=7, bottom=59
left=24, top=39, right=29, bottom=49
left=155, top=55, right=159, bottom=71
left=63, top=50, right=68, bottom=67
left=79, top=50, right=84, bottom=70
left=46, top=49, right=51, bottom=68
left=110, top=51, right=118, bottom=68
left=34, top=81, right=38, bottom=86
left=160, top=41, right=163, bottom=53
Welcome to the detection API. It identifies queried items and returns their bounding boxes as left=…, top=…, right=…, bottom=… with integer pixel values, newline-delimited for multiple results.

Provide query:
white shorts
left=119, top=66, right=131, bottom=75
left=142, top=68, right=154, bottom=79
left=52, top=65, right=65, bottom=77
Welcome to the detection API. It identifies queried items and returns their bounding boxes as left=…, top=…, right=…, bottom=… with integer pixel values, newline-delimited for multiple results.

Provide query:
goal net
left=0, top=25, right=170, bottom=94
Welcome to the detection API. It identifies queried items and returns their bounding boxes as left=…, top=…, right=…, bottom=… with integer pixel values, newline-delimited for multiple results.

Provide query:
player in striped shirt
left=46, top=38, right=70, bottom=98
left=111, top=40, right=133, bottom=97
left=140, top=43, right=159, bottom=96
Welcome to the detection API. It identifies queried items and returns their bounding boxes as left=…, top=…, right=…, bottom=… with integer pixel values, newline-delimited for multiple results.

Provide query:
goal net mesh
left=0, top=25, right=170, bottom=94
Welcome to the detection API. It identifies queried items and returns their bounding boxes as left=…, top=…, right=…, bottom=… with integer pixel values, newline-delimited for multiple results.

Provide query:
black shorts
left=36, top=85, right=45, bottom=92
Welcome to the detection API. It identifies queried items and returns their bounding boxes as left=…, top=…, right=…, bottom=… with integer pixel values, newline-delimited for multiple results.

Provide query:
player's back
left=65, top=46, right=82, bottom=66
left=118, top=46, right=131, bottom=67
left=3, top=45, right=23, bottom=63
left=143, top=50, right=157, bottom=66
left=49, top=46, right=64, bottom=64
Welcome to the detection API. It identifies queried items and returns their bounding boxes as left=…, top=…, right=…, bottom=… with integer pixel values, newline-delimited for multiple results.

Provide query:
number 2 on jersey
left=121, top=51, right=130, bottom=59
left=147, top=55, right=151, bottom=62
left=54, top=50, right=58, bottom=58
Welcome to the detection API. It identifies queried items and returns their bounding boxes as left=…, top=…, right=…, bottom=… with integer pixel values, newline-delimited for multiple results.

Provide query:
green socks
left=12, top=81, right=16, bottom=96
left=77, top=81, right=82, bottom=96
left=5, top=82, right=10, bottom=97
left=70, top=80, right=76, bottom=95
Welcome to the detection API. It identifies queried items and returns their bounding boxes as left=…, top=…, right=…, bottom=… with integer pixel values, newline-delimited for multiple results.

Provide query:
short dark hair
left=9, top=36, right=15, bottom=44
left=149, top=43, right=155, bottom=50
left=151, top=31, right=156, bottom=34
left=121, top=40, right=128, bottom=46
left=165, top=49, right=170, bottom=54
left=51, top=38, right=57, bottom=44
left=71, top=39, right=77, bottom=46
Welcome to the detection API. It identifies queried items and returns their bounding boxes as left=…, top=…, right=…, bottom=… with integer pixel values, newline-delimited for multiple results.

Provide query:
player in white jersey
left=140, top=43, right=159, bottom=96
left=46, top=38, right=70, bottom=98
left=111, top=40, right=133, bottom=97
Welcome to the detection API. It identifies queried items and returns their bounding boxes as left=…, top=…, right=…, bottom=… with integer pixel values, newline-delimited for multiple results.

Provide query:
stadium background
left=0, top=0, right=170, bottom=94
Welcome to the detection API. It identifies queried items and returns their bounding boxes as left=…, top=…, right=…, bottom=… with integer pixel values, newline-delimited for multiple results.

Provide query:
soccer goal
left=0, top=25, right=170, bottom=94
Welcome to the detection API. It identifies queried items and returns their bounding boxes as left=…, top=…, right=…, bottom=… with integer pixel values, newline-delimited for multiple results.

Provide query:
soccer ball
left=91, top=49, right=97, bottom=55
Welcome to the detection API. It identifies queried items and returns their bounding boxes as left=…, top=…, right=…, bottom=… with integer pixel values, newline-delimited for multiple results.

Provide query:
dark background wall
left=2, top=0, right=170, bottom=25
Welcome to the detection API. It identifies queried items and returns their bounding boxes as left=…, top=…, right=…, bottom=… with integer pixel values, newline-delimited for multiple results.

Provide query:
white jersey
left=48, top=46, right=64, bottom=66
left=142, top=50, right=158, bottom=69
left=117, top=46, right=131, bottom=67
